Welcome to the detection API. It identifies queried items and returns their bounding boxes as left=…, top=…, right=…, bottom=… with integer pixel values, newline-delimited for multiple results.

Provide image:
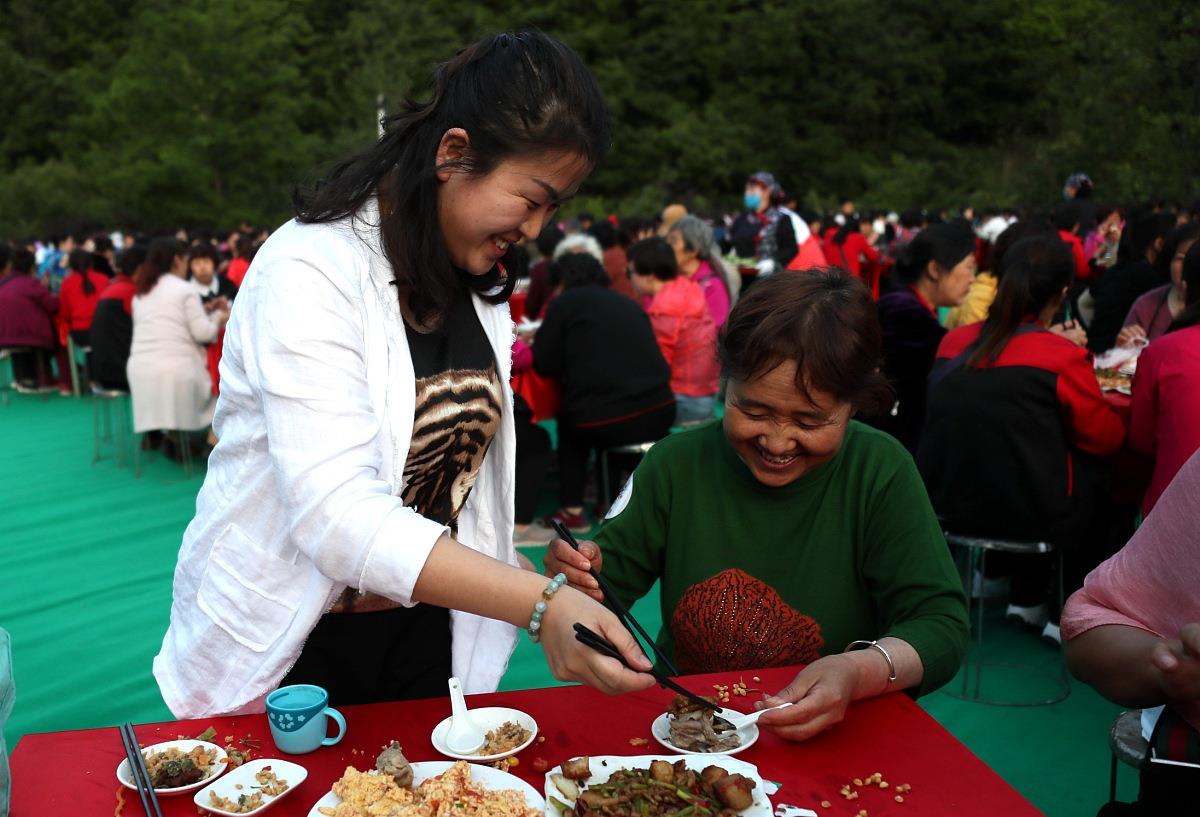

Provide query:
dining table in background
left=8, top=665, right=1042, bottom=817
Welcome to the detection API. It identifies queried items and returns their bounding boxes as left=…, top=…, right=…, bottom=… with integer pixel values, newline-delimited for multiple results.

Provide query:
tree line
left=2, top=0, right=1198, bottom=236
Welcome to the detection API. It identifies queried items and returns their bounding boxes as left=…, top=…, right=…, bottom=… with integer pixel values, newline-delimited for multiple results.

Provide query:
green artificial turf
left=0, top=392, right=1136, bottom=815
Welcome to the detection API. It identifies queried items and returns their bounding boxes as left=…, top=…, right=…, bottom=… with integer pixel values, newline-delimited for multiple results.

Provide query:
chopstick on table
left=119, top=722, right=163, bottom=817
left=574, top=623, right=718, bottom=712
left=550, top=519, right=682, bottom=676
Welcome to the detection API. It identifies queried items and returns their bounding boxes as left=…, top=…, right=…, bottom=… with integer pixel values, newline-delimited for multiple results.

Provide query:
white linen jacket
left=153, top=205, right=518, bottom=718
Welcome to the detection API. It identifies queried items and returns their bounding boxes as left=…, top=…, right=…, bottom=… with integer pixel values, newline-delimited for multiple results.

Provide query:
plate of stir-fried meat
left=544, top=755, right=770, bottom=817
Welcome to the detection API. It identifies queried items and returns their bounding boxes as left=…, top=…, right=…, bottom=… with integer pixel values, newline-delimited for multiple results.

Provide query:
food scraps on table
left=206, top=764, right=290, bottom=813
left=667, top=695, right=741, bottom=753
left=549, top=756, right=757, bottom=817
left=141, top=744, right=220, bottom=789
left=320, top=758, right=540, bottom=817
left=479, top=721, right=532, bottom=756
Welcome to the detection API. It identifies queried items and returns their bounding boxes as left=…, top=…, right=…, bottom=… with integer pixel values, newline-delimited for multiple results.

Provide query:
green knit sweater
left=596, top=420, right=968, bottom=696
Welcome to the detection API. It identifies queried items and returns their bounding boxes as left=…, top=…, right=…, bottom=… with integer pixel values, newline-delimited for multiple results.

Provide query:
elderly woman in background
left=127, top=238, right=229, bottom=450
left=0, top=248, right=59, bottom=389
left=546, top=270, right=968, bottom=741
left=666, top=215, right=738, bottom=328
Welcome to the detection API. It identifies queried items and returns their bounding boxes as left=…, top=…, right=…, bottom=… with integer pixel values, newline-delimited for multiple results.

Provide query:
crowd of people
left=1, top=29, right=1197, bottom=817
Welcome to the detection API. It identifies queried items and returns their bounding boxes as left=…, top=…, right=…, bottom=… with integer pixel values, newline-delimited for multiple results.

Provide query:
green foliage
left=1, top=0, right=1197, bottom=236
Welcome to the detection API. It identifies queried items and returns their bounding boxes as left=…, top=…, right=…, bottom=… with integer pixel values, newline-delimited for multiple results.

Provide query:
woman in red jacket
left=627, top=237, right=719, bottom=424
left=918, top=234, right=1125, bottom=640
left=57, top=249, right=108, bottom=348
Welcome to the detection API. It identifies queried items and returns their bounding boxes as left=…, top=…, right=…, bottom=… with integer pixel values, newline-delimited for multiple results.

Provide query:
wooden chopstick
left=573, top=623, right=718, bottom=712
left=120, top=722, right=163, bottom=817
left=550, top=520, right=682, bottom=676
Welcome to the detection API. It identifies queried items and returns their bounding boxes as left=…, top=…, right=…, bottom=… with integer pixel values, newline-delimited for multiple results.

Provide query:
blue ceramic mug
left=266, top=684, right=346, bottom=754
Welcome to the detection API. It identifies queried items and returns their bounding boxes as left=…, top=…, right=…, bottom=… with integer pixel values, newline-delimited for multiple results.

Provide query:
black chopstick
left=573, top=623, right=718, bottom=712
left=120, top=722, right=164, bottom=817
left=550, top=519, right=681, bottom=676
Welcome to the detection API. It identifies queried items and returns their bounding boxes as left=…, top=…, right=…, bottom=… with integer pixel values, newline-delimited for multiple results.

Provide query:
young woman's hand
left=1050, top=320, right=1088, bottom=347
left=543, top=537, right=604, bottom=602
left=753, top=654, right=860, bottom=741
left=1117, top=324, right=1147, bottom=348
left=1154, top=623, right=1200, bottom=704
left=538, top=585, right=655, bottom=695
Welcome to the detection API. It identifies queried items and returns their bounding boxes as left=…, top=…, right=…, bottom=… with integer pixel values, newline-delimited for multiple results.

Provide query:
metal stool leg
left=599, top=449, right=611, bottom=513
left=92, top=392, right=102, bottom=463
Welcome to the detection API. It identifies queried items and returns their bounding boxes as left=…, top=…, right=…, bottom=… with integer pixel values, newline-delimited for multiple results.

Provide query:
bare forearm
left=1066, top=625, right=1166, bottom=708
left=412, top=535, right=547, bottom=628
left=845, top=637, right=924, bottom=700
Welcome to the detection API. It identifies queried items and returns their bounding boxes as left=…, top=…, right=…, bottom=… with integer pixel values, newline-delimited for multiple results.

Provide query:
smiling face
left=435, top=130, right=591, bottom=275
left=723, top=360, right=852, bottom=488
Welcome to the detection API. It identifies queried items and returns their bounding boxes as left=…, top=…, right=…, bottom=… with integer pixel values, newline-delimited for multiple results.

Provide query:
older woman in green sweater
left=545, top=269, right=968, bottom=741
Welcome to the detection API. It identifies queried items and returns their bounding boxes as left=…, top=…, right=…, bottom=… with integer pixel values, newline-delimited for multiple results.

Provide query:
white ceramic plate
left=116, top=739, right=228, bottom=796
left=650, top=712, right=759, bottom=756
left=307, top=760, right=546, bottom=817
left=544, top=755, right=772, bottom=817
left=431, top=706, right=539, bottom=761
left=194, top=758, right=307, bottom=816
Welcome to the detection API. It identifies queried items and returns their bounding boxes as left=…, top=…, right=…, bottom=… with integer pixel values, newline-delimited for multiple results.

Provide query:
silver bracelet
left=845, top=639, right=897, bottom=683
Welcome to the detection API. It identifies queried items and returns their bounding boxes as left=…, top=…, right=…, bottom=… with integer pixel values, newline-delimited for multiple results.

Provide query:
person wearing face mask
left=728, top=171, right=799, bottom=279
left=153, top=31, right=656, bottom=719
left=544, top=270, right=968, bottom=742
left=871, top=221, right=977, bottom=452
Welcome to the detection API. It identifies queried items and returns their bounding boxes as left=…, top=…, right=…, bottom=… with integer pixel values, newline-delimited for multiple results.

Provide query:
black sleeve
left=773, top=214, right=797, bottom=267
left=532, top=296, right=567, bottom=378
left=220, top=275, right=239, bottom=301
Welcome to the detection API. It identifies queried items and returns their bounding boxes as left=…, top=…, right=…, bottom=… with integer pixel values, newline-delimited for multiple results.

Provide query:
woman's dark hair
left=718, top=268, right=892, bottom=415
left=589, top=219, right=617, bottom=250
left=627, top=237, right=677, bottom=281
left=892, top=221, right=975, bottom=285
left=11, top=248, right=35, bottom=275
left=1167, top=241, right=1200, bottom=333
left=0, top=245, right=12, bottom=272
left=535, top=223, right=565, bottom=258
left=117, top=245, right=147, bottom=278
left=991, top=219, right=1056, bottom=280
left=293, top=30, right=610, bottom=328
left=1156, top=223, right=1200, bottom=278
left=555, top=251, right=609, bottom=289
left=967, top=235, right=1073, bottom=368
left=134, top=238, right=184, bottom=295
left=1125, top=211, right=1176, bottom=265
left=188, top=241, right=220, bottom=269
left=68, top=249, right=97, bottom=295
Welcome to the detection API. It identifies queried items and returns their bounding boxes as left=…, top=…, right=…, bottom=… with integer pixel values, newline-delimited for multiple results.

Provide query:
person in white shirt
left=154, top=30, right=655, bottom=718
left=127, top=238, right=229, bottom=440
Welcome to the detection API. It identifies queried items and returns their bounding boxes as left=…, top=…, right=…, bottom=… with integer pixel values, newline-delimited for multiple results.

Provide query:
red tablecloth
left=9, top=667, right=1040, bottom=816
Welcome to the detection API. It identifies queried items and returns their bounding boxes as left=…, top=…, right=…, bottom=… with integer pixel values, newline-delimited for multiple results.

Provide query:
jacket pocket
left=196, top=524, right=305, bottom=653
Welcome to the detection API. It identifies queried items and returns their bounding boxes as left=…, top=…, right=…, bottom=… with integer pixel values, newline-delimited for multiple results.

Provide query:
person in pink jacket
left=628, top=237, right=719, bottom=424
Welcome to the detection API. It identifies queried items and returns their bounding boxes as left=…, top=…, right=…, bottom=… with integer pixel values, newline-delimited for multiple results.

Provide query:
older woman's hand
left=752, top=654, right=860, bottom=741
left=544, top=537, right=604, bottom=602
left=1154, top=622, right=1200, bottom=703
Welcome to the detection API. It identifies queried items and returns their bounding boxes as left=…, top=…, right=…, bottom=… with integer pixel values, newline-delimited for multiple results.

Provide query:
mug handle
left=321, top=707, right=347, bottom=746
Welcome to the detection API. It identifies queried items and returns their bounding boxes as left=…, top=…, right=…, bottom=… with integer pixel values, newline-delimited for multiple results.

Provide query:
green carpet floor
left=0, top=392, right=1135, bottom=815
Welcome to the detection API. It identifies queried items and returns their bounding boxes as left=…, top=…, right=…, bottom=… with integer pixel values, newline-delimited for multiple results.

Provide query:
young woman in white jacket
left=153, top=31, right=655, bottom=718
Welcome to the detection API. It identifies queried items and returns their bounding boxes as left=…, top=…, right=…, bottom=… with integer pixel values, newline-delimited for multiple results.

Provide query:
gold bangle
left=845, top=639, right=897, bottom=683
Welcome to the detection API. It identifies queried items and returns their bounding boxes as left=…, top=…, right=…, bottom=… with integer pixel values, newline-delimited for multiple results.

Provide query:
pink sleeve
left=704, top=278, right=730, bottom=329
left=512, top=339, right=533, bottom=373
left=1061, top=452, right=1200, bottom=642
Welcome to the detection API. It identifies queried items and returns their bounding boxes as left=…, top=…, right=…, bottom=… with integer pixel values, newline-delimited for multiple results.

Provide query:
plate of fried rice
left=307, top=759, right=545, bottom=817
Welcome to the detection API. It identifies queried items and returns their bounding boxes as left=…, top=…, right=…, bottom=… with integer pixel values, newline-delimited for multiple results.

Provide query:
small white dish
left=431, top=706, right=538, bottom=761
left=194, top=758, right=307, bottom=816
left=307, top=760, right=545, bottom=817
left=651, top=712, right=759, bottom=756
left=116, top=739, right=228, bottom=796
